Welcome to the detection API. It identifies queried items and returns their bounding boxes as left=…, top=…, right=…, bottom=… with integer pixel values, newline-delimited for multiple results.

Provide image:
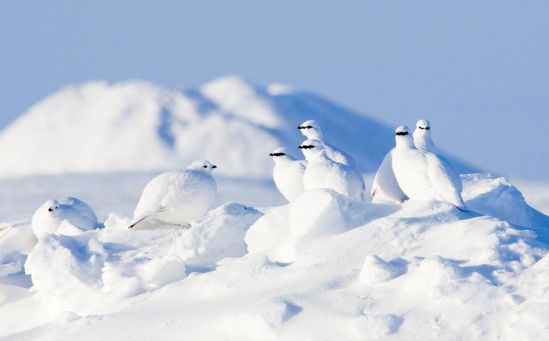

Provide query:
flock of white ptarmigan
left=31, top=119, right=466, bottom=239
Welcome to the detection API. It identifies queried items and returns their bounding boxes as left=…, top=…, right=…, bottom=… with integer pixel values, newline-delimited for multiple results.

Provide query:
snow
left=0, top=76, right=548, bottom=340
left=1, top=171, right=548, bottom=340
left=0, top=76, right=475, bottom=179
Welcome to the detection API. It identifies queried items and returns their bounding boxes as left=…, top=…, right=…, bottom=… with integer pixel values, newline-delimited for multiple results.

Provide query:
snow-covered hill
left=0, top=76, right=474, bottom=179
left=0, top=173, right=548, bottom=340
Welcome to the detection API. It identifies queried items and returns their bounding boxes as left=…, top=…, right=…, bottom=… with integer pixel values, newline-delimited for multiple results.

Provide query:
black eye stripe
left=419, top=126, right=430, bottom=130
left=396, top=131, right=409, bottom=136
left=297, top=126, right=313, bottom=129
left=298, top=145, right=315, bottom=149
left=269, top=152, right=286, bottom=156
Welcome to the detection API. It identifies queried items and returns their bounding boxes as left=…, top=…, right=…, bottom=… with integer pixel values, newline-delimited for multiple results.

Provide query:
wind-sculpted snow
left=23, top=202, right=262, bottom=315
left=0, top=174, right=548, bottom=339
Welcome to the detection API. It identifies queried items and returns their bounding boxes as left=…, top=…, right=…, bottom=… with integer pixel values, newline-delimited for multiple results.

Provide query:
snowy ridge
left=0, top=174, right=548, bottom=340
left=0, top=76, right=474, bottom=179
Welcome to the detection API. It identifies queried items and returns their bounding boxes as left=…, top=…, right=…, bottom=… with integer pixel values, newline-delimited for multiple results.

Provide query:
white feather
left=371, top=151, right=407, bottom=203
left=270, top=148, right=306, bottom=202
left=300, top=140, right=365, bottom=201
left=392, top=126, right=466, bottom=210
left=131, top=160, right=218, bottom=229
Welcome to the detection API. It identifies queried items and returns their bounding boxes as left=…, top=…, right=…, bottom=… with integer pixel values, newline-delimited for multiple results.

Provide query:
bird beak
left=212, top=165, right=217, bottom=169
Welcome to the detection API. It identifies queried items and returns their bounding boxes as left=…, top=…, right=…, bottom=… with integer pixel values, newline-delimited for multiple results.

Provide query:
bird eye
left=203, top=165, right=207, bottom=168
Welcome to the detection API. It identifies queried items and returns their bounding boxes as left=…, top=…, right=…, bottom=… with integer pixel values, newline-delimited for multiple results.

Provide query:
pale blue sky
left=1, top=1, right=548, bottom=179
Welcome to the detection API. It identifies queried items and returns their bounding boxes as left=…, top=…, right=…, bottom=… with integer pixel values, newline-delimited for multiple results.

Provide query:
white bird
left=371, top=150, right=408, bottom=204
left=412, top=119, right=436, bottom=152
left=391, top=126, right=467, bottom=211
left=31, top=197, right=99, bottom=239
left=129, top=160, right=218, bottom=229
left=269, top=147, right=306, bottom=202
left=299, top=139, right=365, bottom=201
left=412, top=119, right=464, bottom=195
left=297, top=119, right=356, bottom=167
left=298, top=119, right=366, bottom=197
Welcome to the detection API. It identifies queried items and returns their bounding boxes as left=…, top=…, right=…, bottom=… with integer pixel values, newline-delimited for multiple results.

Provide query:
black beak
left=48, top=208, right=53, bottom=212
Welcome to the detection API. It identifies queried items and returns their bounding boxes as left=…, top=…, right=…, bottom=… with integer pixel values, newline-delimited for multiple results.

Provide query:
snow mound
left=24, top=202, right=262, bottom=315
left=463, top=173, right=549, bottom=230
left=0, top=76, right=475, bottom=179
left=0, top=222, right=36, bottom=278
left=358, top=255, right=406, bottom=285
left=2, top=174, right=549, bottom=339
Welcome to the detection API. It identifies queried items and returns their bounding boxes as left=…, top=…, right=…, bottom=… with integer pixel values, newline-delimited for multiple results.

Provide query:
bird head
left=297, top=119, right=323, bottom=140
left=298, top=139, right=324, bottom=159
left=189, top=160, right=217, bottom=174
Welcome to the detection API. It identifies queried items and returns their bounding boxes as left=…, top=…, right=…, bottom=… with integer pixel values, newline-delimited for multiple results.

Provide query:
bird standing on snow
left=269, top=147, right=306, bottom=202
left=299, top=139, right=365, bottom=201
left=371, top=150, right=408, bottom=204
left=412, top=119, right=464, bottom=198
left=129, top=160, right=218, bottom=229
left=412, top=119, right=436, bottom=152
left=298, top=119, right=366, bottom=197
left=391, top=126, right=467, bottom=211
left=31, top=197, right=99, bottom=239
left=298, top=119, right=356, bottom=167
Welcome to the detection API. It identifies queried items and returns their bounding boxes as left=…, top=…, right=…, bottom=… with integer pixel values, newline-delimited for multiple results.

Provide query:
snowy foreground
left=1, top=173, right=549, bottom=340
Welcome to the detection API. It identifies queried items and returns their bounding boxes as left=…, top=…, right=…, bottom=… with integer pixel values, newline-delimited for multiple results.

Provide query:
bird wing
left=426, top=153, right=466, bottom=210
left=59, top=197, right=99, bottom=229
left=133, top=171, right=177, bottom=220
left=372, top=151, right=407, bottom=203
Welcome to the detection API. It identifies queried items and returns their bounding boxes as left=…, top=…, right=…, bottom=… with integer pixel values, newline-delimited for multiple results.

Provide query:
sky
left=0, top=0, right=548, bottom=179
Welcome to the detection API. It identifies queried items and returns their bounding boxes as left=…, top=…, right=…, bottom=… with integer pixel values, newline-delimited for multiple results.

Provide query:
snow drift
left=0, top=173, right=548, bottom=340
left=0, top=76, right=474, bottom=179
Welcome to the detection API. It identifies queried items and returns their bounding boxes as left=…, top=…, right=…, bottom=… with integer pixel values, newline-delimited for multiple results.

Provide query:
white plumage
left=412, top=119, right=437, bottom=152
left=130, top=160, right=218, bottom=229
left=298, top=119, right=357, bottom=167
left=298, top=120, right=366, bottom=198
left=299, top=139, right=365, bottom=201
left=269, top=147, right=306, bottom=202
left=412, top=119, right=464, bottom=199
left=392, top=126, right=467, bottom=210
left=371, top=150, right=408, bottom=204
left=31, top=197, right=99, bottom=239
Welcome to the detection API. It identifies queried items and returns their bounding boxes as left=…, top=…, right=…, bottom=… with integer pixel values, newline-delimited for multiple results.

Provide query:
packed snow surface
left=1, top=173, right=548, bottom=340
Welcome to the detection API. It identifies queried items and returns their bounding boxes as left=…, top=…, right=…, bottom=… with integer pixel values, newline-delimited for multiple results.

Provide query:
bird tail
left=128, top=215, right=150, bottom=229
left=128, top=206, right=167, bottom=229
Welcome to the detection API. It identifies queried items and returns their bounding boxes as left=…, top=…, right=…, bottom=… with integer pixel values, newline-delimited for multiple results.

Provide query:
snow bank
left=24, top=202, right=262, bottom=315
left=1, top=174, right=548, bottom=339
left=463, top=173, right=549, bottom=230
